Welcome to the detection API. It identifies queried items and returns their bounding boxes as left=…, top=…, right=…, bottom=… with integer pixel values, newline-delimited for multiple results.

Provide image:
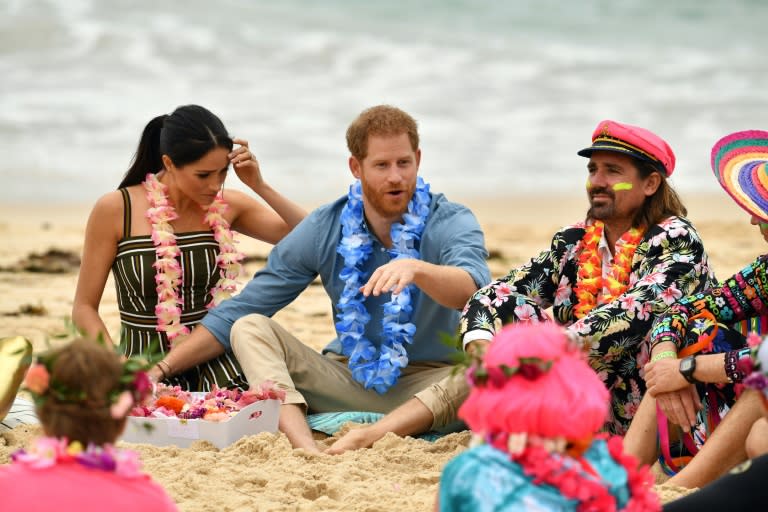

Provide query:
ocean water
left=1, top=0, right=767, bottom=205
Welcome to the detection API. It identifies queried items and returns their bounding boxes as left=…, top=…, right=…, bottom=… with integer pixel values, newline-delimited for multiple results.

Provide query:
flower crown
left=463, top=331, right=586, bottom=388
left=23, top=348, right=153, bottom=420
left=466, top=357, right=554, bottom=388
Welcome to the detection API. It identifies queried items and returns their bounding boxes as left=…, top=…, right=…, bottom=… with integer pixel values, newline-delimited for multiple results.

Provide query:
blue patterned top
left=439, top=440, right=630, bottom=511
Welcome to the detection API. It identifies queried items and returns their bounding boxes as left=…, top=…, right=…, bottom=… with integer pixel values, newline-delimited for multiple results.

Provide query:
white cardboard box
left=121, top=398, right=280, bottom=449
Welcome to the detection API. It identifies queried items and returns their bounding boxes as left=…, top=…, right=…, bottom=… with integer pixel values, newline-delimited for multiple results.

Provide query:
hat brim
left=711, top=130, right=768, bottom=222
left=577, top=144, right=667, bottom=175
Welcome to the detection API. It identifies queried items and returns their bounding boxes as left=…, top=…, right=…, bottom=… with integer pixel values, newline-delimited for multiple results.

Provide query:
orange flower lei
left=573, top=220, right=644, bottom=319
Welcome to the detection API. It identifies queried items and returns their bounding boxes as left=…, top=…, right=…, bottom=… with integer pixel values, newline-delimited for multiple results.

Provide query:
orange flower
left=572, top=221, right=644, bottom=319
left=155, top=395, right=186, bottom=414
left=23, top=364, right=50, bottom=395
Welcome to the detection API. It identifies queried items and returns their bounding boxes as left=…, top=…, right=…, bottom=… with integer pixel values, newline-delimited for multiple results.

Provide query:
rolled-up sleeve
left=433, top=203, right=491, bottom=289
left=201, top=214, right=322, bottom=349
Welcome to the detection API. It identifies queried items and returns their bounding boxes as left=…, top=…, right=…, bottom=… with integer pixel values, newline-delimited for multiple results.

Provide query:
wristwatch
left=679, top=355, right=698, bottom=384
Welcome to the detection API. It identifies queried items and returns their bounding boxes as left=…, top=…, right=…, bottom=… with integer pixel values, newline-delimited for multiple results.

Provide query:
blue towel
left=306, top=411, right=447, bottom=442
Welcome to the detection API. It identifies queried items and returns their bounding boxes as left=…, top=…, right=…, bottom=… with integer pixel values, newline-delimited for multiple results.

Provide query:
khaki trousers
left=230, top=314, right=468, bottom=430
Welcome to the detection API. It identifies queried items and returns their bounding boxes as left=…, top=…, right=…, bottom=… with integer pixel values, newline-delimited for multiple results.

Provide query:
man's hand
left=465, top=339, right=490, bottom=357
left=644, top=357, right=688, bottom=396
left=360, top=259, right=423, bottom=297
left=655, top=386, right=702, bottom=432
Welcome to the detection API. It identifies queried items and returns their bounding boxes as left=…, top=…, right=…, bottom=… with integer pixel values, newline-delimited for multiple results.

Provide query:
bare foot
left=325, top=426, right=381, bottom=455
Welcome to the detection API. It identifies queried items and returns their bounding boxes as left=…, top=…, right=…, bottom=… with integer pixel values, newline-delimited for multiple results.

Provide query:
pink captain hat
left=577, top=120, right=676, bottom=176
left=711, top=130, right=768, bottom=222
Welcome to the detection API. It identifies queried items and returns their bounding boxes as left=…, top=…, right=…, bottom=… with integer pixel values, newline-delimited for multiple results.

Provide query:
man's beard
left=587, top=187, right=615, bottom=220
left=361, top=180, right=415, bottom=219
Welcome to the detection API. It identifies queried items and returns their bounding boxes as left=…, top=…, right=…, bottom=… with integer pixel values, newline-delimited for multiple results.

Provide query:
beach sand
left=0, top=192, right=759, bottom=510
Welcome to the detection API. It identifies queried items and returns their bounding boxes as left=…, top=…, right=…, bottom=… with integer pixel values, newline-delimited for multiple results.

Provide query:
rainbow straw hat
left=711, top=130, right=768, bottom=222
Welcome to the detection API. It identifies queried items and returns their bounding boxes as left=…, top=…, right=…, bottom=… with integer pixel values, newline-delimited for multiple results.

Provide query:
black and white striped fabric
left=112, top=188, right=247, bottom=391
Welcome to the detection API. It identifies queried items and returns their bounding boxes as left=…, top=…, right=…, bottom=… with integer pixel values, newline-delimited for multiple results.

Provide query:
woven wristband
left=651, top=350, right=677, bottom=363
left=724, top=351, right=745, bottom=383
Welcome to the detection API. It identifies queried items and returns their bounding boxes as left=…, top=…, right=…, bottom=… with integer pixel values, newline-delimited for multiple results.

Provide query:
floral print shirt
left=650, top=254, right=768, bottom=351
left=459, top=217, right=716, bottom=434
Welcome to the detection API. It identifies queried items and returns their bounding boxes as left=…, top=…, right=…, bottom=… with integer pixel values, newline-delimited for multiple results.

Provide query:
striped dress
left=113, top=188, right=247, bottom=391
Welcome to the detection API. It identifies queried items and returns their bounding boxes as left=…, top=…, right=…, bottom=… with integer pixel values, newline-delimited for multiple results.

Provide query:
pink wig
left=459, top=323, right=609, bottom=441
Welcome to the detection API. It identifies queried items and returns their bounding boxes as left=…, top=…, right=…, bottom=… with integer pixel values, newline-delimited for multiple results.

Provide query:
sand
left=1, top=192, right=757, bottom=510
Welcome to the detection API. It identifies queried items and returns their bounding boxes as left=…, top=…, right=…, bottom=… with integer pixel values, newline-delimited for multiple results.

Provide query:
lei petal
left=143, top=173, right=242, bottom=344
left=572, top=221, right=644, bottom=319
left=12, top=437, right=143, bottom=479
left=335, top=178, right=430, bottom=393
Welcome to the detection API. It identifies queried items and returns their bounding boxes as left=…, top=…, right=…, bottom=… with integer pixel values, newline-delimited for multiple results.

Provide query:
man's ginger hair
left=346, top=105, right=419, bottom=161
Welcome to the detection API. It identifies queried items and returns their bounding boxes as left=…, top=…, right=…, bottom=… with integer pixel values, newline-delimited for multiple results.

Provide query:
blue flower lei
left=335, top=177, right=431, bottom=393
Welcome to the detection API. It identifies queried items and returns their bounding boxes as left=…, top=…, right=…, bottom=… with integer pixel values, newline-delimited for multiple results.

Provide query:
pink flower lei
left=143, top=173, right=244, bottom=343
left=12, top=436, right=143, bottom=478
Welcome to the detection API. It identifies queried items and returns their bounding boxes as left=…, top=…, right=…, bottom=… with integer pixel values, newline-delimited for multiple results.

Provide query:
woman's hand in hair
left=230, top=137, right=265, bottom=192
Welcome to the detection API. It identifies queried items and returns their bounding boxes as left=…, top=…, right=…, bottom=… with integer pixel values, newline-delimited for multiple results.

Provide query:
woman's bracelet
left=156, top=359, right=172, bottom=380
left=724, top=350, right=745, bottom=383
left=651, top=350, right=677, bottom=363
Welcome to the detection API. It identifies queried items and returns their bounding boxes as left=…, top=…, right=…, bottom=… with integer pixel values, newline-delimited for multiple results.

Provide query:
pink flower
left=514, top=303, right=537, bottom=321
left=110, top=391, right=135, bottom=419
left=24, top=364, right=50, bottom=394
left=638, top=271, right=665, bottom=286
left=747, top=332, right=763, bottom=348
left=660, top=284, right=683, bottom=305
left=619, top=294, right=638, bottom=311
left=132, top=371, right=153, bottom=400
left=554, top=276, right=571, bottom=306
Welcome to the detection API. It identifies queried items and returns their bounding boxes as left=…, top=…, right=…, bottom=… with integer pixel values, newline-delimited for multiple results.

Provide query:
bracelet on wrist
left=724, top=350, right=746, bottom=383
left=156, top=359, right=172, bottom=380
left=651, top=350, right=677, bottom=363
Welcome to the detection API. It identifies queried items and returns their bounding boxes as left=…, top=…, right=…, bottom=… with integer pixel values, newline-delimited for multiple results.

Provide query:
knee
left=231, top=313, right=273, bottom=351
left=746, top=418, right=768, bottom=459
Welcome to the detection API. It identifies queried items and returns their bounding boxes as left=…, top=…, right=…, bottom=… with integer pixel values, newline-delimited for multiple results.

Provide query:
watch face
left=680, top=358, right=693, bottom=372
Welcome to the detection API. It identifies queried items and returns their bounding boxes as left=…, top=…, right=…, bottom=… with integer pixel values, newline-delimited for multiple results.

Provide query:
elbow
left=452, top=283, right=480, bottom=310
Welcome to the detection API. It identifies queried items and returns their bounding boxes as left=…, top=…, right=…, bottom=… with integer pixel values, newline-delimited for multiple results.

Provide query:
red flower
left=519, top=362, right=544, bottom=380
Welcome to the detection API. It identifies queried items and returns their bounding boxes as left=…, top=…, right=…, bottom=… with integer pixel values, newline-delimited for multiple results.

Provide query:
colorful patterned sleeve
left=650, top=254, right=768, bottom=350
left=458, top=227, right=574, bottom=345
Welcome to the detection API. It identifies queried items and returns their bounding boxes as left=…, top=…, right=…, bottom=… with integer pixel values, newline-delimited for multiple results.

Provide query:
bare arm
left=360, top=258, right=478, bottom=310
left=71, top=192, right=122, bottom=347
left=228, top=137, right=306, bottom=243
left=148, top=324, right=225, bottom=381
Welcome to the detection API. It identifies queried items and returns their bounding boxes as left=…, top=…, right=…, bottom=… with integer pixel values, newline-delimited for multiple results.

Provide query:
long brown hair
left=632, top=160, right=687, bottom=229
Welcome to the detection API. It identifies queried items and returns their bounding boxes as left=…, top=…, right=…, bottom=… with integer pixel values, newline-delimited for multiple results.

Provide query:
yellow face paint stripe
left=612, top=182, right=633, bottom=191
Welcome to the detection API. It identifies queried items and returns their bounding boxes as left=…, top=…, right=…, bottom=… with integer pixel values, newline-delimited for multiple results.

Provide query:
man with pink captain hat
left=457, top=119, right=716, bottom=435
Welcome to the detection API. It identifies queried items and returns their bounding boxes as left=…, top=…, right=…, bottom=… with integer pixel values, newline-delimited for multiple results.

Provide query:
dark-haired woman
left=72, top=105, right=306, bottom=391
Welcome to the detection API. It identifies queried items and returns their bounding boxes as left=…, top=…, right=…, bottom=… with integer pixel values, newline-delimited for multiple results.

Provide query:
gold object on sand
left=0, top=336, right=33, bottom=421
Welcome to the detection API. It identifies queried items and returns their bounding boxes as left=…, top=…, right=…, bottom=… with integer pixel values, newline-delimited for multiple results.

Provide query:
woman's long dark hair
left=118, top=105, right=234, bottom=188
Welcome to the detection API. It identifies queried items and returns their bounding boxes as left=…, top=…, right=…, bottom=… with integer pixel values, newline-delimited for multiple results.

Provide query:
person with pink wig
left=437, top=323, right=660, bottom=511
